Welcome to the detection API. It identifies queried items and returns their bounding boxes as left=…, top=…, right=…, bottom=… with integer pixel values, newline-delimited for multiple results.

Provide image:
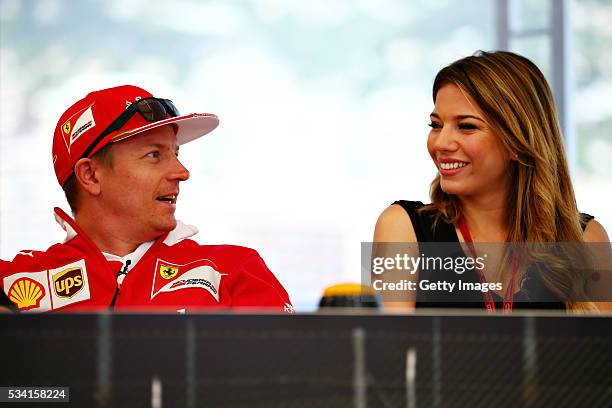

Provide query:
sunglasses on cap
left=80, top=97, right=180, bottom=159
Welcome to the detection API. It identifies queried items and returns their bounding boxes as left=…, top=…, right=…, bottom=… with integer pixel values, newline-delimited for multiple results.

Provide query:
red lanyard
left=458, top=216, right=518, bottom=314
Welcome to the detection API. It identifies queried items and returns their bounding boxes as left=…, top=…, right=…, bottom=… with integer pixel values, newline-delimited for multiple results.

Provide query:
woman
left=373, top=51, right=610, bottom=312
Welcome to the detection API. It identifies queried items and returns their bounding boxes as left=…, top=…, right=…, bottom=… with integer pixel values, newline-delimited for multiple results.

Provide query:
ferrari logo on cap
left=61, top=104, right=96, bottom=153
left=159, top=264, right=179, bottom=280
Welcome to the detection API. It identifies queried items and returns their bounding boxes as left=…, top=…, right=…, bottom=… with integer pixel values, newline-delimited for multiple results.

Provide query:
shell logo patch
left=159, top=264, right=179, bottom=280
left=53, top=267, right=84, bottom=298
left=8, top=278, right=45, bottom=311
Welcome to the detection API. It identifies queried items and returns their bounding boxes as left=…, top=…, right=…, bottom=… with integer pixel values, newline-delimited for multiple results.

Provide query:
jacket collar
left=53, top=207, right=198, bottom=246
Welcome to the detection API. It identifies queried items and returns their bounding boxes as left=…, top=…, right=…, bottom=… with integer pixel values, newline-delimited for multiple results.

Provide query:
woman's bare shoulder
left=373, top=204, right=417, bottom=242
left=584, top=219, right=610, bottom=243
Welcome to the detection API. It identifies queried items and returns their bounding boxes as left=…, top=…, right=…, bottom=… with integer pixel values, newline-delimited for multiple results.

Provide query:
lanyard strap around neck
left=458, top=216, right=517, bottom=314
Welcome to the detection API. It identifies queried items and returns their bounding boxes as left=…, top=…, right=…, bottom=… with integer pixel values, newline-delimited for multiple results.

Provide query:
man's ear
left=73, top=158, right=102, bottom=196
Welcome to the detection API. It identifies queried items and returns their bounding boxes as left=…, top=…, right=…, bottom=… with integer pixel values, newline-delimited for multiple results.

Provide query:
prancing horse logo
left=159, top=265, right=179, bottom=280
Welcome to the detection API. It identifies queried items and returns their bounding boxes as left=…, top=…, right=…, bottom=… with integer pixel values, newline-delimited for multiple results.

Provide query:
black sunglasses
left=80, top=98, right=180, bottom=159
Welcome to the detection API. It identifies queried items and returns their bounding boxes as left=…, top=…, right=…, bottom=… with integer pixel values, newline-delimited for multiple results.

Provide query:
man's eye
left=147, top=151, right=160, bottom=158
left=458, top=123, right=477, bottom=130
left=428, top=122, right=442, bottom=129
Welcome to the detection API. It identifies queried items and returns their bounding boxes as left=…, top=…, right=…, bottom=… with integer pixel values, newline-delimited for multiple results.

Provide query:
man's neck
left=74, top=209, right=147, bottom=257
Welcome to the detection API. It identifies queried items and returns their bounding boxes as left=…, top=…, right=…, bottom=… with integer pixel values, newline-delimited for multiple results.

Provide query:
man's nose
left=170, top=156, right=190, bottom=181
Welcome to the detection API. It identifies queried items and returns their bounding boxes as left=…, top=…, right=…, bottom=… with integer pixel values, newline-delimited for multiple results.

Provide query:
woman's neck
left=459, top=194, right=509, bottom=242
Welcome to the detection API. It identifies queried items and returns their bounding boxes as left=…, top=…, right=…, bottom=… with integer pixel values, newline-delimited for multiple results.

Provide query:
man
left=0, top=85, right=292, bottom=313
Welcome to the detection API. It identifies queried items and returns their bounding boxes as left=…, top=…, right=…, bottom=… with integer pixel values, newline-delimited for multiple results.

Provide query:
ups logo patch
left=53, top=267, right=84, bottom=298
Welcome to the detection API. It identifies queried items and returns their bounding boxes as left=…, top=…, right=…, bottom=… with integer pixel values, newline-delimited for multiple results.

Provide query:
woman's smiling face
left=427, top=84, right=512, bottom=200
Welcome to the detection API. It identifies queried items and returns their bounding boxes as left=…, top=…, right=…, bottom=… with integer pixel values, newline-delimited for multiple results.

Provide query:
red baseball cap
left=52, top=85, right=219, bottom=187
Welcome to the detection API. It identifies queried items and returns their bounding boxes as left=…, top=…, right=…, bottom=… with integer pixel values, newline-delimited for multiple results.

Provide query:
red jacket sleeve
left=224, top=252, right=293, bottom=313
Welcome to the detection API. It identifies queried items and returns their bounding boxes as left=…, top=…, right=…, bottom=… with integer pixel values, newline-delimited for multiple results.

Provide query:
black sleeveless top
left=392, top=200, right=595, bottom=310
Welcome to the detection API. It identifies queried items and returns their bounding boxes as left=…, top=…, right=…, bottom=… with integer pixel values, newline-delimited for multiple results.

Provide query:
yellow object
left=322, top=283, right=375, bottom=297
left=9, top=278, right=45, bottom=310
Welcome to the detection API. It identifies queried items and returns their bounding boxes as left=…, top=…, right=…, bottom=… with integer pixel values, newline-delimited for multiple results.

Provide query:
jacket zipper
left=109, top=259, right=131, bottom=309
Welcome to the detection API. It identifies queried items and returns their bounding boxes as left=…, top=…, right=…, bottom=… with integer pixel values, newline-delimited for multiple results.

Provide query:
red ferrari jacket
left=0, top=208, right=293, bottom=313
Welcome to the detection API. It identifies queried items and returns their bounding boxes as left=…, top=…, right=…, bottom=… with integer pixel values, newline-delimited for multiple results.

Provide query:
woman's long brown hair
left=423, top=51, right=595, bottom=311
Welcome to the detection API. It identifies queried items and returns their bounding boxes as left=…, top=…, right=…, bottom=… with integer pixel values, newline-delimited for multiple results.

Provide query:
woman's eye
left=428, top=122, right=442, bottom=129
left=458, top=123, right=477, bottom=130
